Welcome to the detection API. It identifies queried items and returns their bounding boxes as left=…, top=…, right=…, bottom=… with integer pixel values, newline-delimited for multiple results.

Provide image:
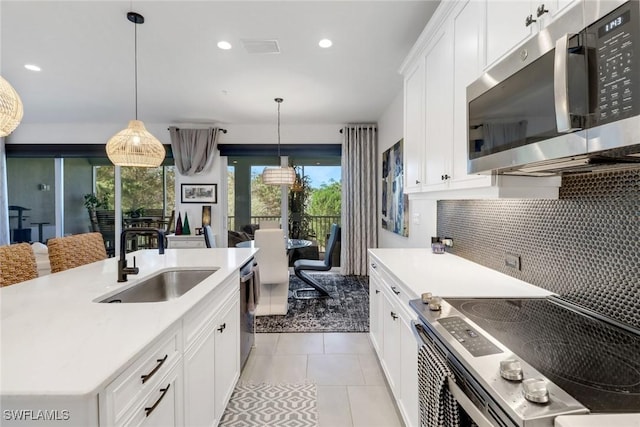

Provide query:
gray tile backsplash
left=437, top=168, right=640, bottom=330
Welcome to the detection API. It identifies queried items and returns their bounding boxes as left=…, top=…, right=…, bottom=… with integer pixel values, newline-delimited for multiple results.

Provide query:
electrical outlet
left=442, top=237, right=453, bottom=247
left=505, top=253, right=521, bottom=270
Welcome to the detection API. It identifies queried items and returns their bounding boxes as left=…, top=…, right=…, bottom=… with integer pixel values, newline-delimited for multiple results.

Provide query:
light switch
left=412, top=213, right=420, bottom=225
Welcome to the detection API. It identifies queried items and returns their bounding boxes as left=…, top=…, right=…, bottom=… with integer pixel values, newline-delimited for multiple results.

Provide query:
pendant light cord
left=277, top=100, right=281, bottom=157
left=134, top=19, right=138, bottom=120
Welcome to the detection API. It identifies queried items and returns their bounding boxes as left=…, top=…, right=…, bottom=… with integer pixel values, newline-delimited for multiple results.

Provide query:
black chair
left=293, top=223, right=341, bottom=298
left=203, top=225, right=216, bottom=248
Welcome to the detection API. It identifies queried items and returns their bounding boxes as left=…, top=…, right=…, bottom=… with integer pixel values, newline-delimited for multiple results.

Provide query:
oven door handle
left=447, top=377, right=495, bottom=427
left=554, top=33, right=582, bottom=133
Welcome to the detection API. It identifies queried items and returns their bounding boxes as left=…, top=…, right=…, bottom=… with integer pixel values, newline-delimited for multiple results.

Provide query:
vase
left=183, top=212, right=191, bottom=235
left=175, top=212, right=183, bottom=235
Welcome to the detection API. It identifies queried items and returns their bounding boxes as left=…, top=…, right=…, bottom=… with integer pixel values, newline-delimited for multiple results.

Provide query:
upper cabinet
left=400, top=0, right=564, bottom=198
left=404, top=61, right=425, bottom=193
left=486, top=0, right=578, bottom=68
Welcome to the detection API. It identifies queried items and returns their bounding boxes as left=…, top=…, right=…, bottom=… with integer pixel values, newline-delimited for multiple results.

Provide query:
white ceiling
left=1, top=1, right=439, bottom=131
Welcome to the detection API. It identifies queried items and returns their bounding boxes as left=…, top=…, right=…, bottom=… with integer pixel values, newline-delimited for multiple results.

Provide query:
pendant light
left=262, top=98, right=296, bottom=186
left=106, top=12, right=165, bottom=167
left=0, top=76, right=24, bottom=137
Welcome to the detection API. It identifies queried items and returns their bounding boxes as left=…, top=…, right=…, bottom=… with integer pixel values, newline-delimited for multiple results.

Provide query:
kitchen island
left=0, top=248, right=257, bottom=426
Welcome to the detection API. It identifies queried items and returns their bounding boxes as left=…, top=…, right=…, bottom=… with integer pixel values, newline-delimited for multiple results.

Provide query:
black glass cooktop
left=444, top=297, right=640, bottom=413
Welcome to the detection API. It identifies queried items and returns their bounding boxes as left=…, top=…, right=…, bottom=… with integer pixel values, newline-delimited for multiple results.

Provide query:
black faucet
left=118, top=227, right=166, bottom=282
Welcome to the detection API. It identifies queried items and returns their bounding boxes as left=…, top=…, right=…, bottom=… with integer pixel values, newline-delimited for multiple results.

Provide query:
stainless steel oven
left=410, top=296, right=640, bottom=427
left=467, top=0, right=640, bottom=175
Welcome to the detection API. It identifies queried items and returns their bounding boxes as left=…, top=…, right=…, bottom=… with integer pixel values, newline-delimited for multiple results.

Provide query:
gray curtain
left=168, top=127, right=222, bottom=176
left=0, top=138, right=9, bottom=245
left=341, top=125, right=378, bottom=276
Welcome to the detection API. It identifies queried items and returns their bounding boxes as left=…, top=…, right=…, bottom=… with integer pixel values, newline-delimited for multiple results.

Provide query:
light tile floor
left=240, top=332, right=403, bottom=427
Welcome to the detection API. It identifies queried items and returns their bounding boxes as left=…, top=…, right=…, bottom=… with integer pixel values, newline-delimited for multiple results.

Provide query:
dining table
left=235, top=238, right=313, bottom=251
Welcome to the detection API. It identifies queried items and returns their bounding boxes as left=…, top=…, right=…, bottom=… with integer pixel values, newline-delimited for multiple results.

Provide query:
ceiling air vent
left=241, top=39, right=280, bottom=54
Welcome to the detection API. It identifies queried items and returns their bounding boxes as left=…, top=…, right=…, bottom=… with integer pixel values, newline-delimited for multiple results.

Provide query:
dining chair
left=203, top=225, right=216, bottom=248
left=47, top=232, right=108, bottom=273
left=292, top=223, right=340, bottom=298
left=259, top=220, right=280, bottom=229
left=0, top=243, right=39, bottom=287
left=253, top=228, right=289, bottom=316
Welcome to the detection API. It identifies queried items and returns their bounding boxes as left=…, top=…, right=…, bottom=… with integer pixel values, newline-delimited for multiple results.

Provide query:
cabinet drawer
left=103, top=326, right=181, bottom=425
left=119, top=362, right=182, bottom=427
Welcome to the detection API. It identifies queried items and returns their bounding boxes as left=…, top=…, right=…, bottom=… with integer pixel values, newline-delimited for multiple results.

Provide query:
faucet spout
left=118, top=227, right=166, bottom=282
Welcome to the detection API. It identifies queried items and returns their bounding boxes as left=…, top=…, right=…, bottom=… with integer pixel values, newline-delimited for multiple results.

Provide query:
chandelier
left=106, top=12, right=165, bottom=167
left=0, top=76, right=24, bottom=137
left=262, top=98, right=296, bottom=186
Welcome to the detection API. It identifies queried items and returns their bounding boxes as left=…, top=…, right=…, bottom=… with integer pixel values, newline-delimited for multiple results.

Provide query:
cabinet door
left=424, top=27, right=454, bottom=189
left=399, top=316, right=419, bottom=427
left=381, top=290, right=401, bottom=395
left=214, top=297, right=240, bottom=421
left=184, top=324, right=216, bottom=427
left=369, top=266, right=384, bottom=354
left=486, top=0, right=533, bottom=67
left=404, top=60, right=425, bottom=193
left=452, top=0, right=493, bottom=188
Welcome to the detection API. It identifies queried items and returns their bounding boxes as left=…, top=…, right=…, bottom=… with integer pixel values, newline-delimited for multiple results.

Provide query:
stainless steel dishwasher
left=239, top=258, right=256, bottom=369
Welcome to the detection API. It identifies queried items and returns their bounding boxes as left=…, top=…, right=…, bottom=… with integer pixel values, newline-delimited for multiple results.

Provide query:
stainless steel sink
left=99, top=269, right=217, bottom=303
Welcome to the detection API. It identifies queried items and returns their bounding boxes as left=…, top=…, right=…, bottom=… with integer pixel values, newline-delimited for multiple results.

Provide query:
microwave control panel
left=593, top=2, right=639, bottom=124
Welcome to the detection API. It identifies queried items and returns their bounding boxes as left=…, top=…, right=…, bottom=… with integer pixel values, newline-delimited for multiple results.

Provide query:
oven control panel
left=438, top=317, right=502, bottom=357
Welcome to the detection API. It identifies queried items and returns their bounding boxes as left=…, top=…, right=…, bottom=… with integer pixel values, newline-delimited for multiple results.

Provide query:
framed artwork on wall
left=181, top=183, right=217, bottom=204
left=381, top=139, right=408, bottom=237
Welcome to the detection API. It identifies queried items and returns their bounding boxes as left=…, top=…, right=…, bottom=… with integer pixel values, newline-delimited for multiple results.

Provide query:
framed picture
left=181, top=183, right=217, bottom=204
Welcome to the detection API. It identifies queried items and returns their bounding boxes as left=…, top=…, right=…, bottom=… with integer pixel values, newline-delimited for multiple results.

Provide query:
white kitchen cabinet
left=100, top=326, right=183, bottom=427
left=404, top=60, right=425, bottom=193
left=369, top=265, right=384, bottom=353
left=451, top=0, right=493, bottom=189
left=485, top=0, right=578, bottom=68
left=381, top=289, right=401, bottom=392
left=369, top=257, right=419, bottom=427
left=213, top=296, right=240, bottom=421
left=183, top=273, right=240, bottom=426
left=399, top=0, right=562, bottom=199
left=424, top=25, right=454, bottom=191
left=122, top=364, right=183, bottom=427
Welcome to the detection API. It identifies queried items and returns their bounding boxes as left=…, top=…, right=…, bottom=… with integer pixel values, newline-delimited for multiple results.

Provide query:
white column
left=115, top=166, right=122, bottom=256
left=54, top=158, right=64, bottom=237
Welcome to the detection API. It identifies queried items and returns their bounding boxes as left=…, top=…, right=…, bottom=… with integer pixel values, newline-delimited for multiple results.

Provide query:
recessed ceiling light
left=24, top=64, right=41, bottom=72
left=217, top=41, right=232, bottom=50
left=318, top=39, right=332, bottom=48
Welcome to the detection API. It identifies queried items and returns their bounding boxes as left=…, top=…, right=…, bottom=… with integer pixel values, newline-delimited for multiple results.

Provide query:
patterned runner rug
left=255, top=273, right=369, bottom=333
left=219, top=382, right=318, bottom=427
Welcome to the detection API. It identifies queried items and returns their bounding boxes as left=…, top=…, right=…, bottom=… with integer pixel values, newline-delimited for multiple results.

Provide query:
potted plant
left=83, top=193, right=108, bottom=231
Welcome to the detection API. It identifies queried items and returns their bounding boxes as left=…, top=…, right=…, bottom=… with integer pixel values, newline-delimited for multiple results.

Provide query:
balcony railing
left=228, top=215, right=340, bottom=252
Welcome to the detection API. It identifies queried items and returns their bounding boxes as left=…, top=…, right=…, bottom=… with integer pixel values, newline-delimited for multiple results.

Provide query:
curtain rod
left=339, top=125, right=377, bottom=134
left=168, top=127, right=227, bottom=134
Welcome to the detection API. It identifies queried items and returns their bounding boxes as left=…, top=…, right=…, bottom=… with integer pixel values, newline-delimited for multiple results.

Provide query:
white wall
left=377, top=91, right=436, bottom=248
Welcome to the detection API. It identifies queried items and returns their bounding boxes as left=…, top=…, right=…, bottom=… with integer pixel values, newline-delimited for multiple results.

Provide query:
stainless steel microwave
left=467, top=0, right=640, bottom=175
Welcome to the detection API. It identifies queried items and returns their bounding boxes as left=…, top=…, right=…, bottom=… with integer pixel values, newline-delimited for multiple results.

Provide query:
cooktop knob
left=428, top=296, right=442, bottom=311
left=522, top=378, right=550, bottom=404
left=499, top=359, right=523, bottom=381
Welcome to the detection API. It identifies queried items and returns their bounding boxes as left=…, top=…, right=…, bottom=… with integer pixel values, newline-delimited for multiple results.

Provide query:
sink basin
left=99, top=269, right=217, bottom=303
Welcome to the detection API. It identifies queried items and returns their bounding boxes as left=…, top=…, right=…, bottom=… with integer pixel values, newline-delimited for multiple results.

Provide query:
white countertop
left=0, top=248, right=256, bottom=396
left=368, top=248, right=552, bottom=299
left=555, top=414, right=640, bottom=427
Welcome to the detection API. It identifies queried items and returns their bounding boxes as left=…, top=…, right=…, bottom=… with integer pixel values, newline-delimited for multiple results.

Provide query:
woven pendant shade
left=262, top=166, right=296, bottom=185
left=0, top=76, right=24, bottom=137
left=106, top=120, right=165, bottom=167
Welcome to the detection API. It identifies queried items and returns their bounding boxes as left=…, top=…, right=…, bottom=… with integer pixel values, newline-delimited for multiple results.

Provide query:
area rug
left=255, top=273, right=369, bottom=333
left=219, top=382, right=318, bottom=427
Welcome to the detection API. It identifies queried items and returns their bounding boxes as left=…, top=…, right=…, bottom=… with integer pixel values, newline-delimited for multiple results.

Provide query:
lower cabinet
left=101, top=271, right=241, bottom=427
left=369, top=258, right=419, bottom=427
left=183, top=276, right=240, bottom=426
